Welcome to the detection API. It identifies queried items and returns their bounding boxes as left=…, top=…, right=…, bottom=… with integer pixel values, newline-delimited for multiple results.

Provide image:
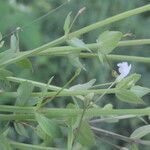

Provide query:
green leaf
left=130, top=125, right=150, bottom=139
left=0, top=68, right=13, bottom=80
left=68, top=37, right=91, bottom=52
left=68, top=53, right=86, bottom=70
left=116, top=74, right=141, bottom=89
left=0, top=135, right=12, bottom=150
left=116, top=89, right=145, bottom=104
left=69, top=79, right=96, bottom=91
left=130, top=86, right=150, bottom=98
left=16, top=81, right=34, bottom=106
left=0, top=49, right=17, bottom=64
left=35, top=125, right=51, bottom=140
left=97, top=30, right=122, bottom=54
left=77, top=121, right=95, bottom=146
left=66, top=103, right=78, bottom=127
left=63, top=12, right=72, bottom=34
left=35, top=113, right=61, bottom=138
left=14, top=122, right=28, bottom=137
left=130, top=144, right=139, bottom=150
left=16, top=58, right=32, bottom=69
left=10, top=34, right=19, bottom=52
left=0, top=41, right=4, bottom=48
left=0, top=121, right=9, bottom=135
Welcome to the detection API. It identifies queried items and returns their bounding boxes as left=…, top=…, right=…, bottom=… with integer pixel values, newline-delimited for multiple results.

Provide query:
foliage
left=0, top=1, right=150, bottom=150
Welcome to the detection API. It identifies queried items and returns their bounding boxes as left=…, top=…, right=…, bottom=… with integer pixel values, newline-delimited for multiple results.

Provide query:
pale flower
left=116, top=62, right=131, bottom=81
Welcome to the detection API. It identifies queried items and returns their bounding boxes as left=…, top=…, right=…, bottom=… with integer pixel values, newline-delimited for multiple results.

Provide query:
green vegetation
left=0, top=1, right=150, bottom=150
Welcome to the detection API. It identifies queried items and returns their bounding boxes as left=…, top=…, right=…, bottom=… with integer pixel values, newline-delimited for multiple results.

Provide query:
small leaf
left=97, top=30, right=122, bottom=54
left=16, top=81, right=34, bottom=106
left=116, top=89, right=145, bottom=104
left=35, top=113, right=61, bottom=138
left=68, top=37, right=91, bottom=52
left=16, top=58, right=32, bottom=69
left=77, top=121, right=95, bottom=146
left=116, top=74, right=141, bottom=89
left=130, top=125, right=150, bottom=139
left=69, top=79, right=96, bottom=91
left=10, top=34, right=19, bottom=52
left=14, top=122, right=28, bottom=137
left=130, top=86, right=150, bottom=98
left=68, top=53, right=86, bottom=70
left=63, top=12, right=72, bottom=34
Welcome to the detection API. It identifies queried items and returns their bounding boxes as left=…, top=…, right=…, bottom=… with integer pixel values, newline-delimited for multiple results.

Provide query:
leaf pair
left=115, top=74, right=150, bottom=104
left=35, top=113, right=61, bottom=139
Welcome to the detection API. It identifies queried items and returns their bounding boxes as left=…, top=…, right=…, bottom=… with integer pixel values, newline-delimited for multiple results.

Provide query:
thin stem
left=89, top=115, right=137, bottom=123
left=0, top=5, right=149, bottom=67
left=6, top=76, right=63, bottom=91
left=40, top=68, right=81, bottom=107
left=0, top=88, right=117, bottom=99
left=95, top=135, right=124, bottom=150
left=80, top=53, right=150, bottom=63
left=91, top=126, right=150, bottom=146
left=69, top=4, right=150, bottom=38
left=94, top=81, right=116, bottom=104
left=9, top=140, right=63, bottom=150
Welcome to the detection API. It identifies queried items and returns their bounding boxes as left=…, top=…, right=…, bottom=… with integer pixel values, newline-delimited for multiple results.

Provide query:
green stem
left=0, top=5, right=149, bottom=67
left=8, top=39, right=150, bottom=57
left=7, top=76, right=62, bottom=91
left=0, top=88, right=116, bottom=99
left=0, top=107, right=150, bottom=120
left=0, top=105, right=34, bottom=113
left=80, top=53, right=150, bottom=63
left=69, top=4, right=150, bottom=38
left=118, top=39, right=150, bottom=46
left=9, top=140, right=63, bottom=150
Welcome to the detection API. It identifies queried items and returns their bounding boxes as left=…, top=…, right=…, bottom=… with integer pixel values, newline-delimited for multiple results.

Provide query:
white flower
left=116, top=62, right=131, bottom=81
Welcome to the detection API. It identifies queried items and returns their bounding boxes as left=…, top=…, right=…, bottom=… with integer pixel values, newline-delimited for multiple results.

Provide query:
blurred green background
left=0, top=0, right=150, bottom=149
